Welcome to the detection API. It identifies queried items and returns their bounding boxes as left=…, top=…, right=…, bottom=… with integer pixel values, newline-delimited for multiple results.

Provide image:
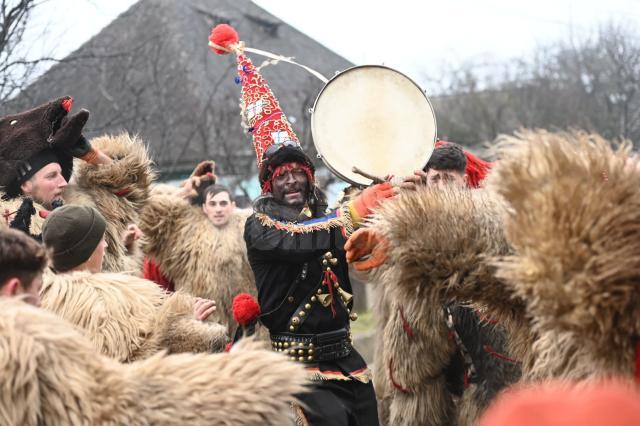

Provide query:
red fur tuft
left=232, top=293, right=261, bottom=325
left=61, top=97, right=73, bottom=112
left=208, top=24, right=239, bottom=55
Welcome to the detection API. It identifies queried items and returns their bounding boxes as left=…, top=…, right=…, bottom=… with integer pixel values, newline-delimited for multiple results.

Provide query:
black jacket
left=244, top=195, right=367, bottom=379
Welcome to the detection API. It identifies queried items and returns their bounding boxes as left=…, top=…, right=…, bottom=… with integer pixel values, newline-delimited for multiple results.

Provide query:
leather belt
left=271, top=328, right=352, bottom=363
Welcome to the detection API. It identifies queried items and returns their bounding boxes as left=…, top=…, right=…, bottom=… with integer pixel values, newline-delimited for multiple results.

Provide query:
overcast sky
left=28, top=0, right=640, bottom=88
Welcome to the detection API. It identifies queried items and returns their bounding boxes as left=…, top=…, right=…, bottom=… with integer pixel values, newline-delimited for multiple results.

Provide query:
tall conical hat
left=208, top=24, right=314, bottom=189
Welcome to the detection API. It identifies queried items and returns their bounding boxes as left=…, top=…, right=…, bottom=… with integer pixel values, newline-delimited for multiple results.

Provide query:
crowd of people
left=2, top=22, right=640, bottom=426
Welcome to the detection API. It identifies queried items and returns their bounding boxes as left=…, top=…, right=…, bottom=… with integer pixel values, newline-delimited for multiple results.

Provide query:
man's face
left=271, top=162, right=309, bottom=206
left=202, top=191, right=235, bottom=227
left=20, top=163, right=67, bottom=209
left=0, top=272, right=43, bottom=306
left=425, top=169, right=467, bottom=189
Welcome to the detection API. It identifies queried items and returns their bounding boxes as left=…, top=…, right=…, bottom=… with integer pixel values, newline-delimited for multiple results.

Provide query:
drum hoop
left=311, top=64, right=438, bottom=186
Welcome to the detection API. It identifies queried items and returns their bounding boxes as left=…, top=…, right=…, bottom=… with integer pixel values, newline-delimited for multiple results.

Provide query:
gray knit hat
left=42, top=205, right=106, bottom=272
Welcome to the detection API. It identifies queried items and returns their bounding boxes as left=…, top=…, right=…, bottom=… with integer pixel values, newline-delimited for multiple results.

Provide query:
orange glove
left=348, top=182, right=396, bottom=225
left=344, top=227, right=389, bottom=271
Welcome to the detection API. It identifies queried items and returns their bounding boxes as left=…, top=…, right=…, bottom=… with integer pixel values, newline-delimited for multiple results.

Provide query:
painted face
left=202, top=191, right=235, bottom=228
left=271, top=162, right=309, bottom=206
left=425, top=169, right=467, bottom=189
left=20, top=163, right=67, bottom=209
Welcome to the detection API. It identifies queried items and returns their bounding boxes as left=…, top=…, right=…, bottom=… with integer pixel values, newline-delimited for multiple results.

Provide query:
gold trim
left=255, top=212, right=346, bottom=233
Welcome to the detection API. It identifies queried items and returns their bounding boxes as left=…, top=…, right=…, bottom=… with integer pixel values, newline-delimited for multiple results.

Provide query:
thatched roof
left=4, top=0, right=352, bottom=177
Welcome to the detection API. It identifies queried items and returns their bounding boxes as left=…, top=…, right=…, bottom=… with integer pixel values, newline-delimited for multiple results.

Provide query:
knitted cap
left=42, top=205, right=106, bottom=272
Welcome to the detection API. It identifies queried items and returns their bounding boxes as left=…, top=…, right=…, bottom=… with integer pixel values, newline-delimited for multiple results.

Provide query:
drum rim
left=310, top=64, right=438, bottom=186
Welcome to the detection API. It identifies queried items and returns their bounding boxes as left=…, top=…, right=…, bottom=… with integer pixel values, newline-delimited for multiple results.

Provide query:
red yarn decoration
left=232, top=293, right=261, bottom=326
left=208, top=24, right=239, bottom=55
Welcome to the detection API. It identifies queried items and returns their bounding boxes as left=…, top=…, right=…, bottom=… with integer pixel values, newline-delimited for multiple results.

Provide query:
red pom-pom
left=232, top=293, right=261, bottom=326
left=208, top=24, right=239, bottom=55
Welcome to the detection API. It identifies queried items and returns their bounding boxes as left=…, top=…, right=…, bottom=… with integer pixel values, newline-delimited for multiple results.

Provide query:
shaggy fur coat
left=368, top=187, right=530, bottom=425
left=1, top=133, right=154, bottom=273
left=40, top=270, right=227, bottom=362
left=488, top=130, right=640, bottom=381
left=0, top=297, right=307, bottom=425
left=140, top=185, right=256, bottom=335
left=64, top=133, right=154, bottom=273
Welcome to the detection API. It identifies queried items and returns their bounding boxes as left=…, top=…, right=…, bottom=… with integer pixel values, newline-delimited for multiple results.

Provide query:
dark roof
left=4, top=0, right=352, bottom=176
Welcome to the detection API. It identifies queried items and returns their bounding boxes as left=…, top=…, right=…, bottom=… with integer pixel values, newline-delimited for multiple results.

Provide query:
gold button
left=308, top=349, right=314, bottom=355
left=298, top=349, right=304, bottom=355
left=290, top=349, right=296, bottom=355
left=291, top=317, right=300, bottom=325
left=299, top=311, right=306, bottom=317
left=322, top=259, right=328, bottom=266
left=350, top=312, right=358, bottom=321
left=311, top=296, right=317, bottom=302
left=287, top=296, right=294, bottom=303
left=289, top=325, right=295, bottom=332
left=305, top=303, right=312, bottom=309
left=330, top=258, right=338, bottom=265
left=317, top=289, right=322, bottom=294
left=326, top=267, right=331, bottom=272
left=278, top=342, right=283, bottom=348
left=283, top=342, right=289, bottom=348
left=298, top=356, right=305, bottom=362
left=308, top=343, right=314, bottom=348
left=307, top=356, right=313, bottom=361
left=324, top=252, right=332, bottom=259
left=290, top=356, right=296, bottom=361
left=334, top=282, right=339, bottom=288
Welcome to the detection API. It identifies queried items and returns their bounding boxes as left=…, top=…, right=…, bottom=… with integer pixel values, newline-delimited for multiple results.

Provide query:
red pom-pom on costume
left=208, top=24, right=239, bottom=55
left=232, top=293, right=261, bottom=326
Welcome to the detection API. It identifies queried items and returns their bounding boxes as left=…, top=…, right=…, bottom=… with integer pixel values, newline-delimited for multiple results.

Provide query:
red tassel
left=208, top=24, right=239, bottom=55
left=322, top=269, right=338, bottom=318
left=232, top=293, right=261, bottom=326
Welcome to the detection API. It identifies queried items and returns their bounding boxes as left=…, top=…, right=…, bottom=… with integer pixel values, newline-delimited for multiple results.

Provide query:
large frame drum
left=311, top=65, right=437, bottom=186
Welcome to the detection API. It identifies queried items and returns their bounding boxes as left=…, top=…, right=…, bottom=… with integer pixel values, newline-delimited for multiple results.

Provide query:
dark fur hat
left=0, top=96, right=89, bottom=196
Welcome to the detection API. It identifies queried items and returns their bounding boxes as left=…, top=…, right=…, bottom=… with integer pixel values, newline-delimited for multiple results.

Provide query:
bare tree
left=432, top=21, right=640, bottom=149
left=0, top=0, right=51, bottom=103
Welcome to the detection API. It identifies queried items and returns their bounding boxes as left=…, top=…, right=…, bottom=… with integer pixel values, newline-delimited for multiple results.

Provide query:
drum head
left=311, top=65, right=436, bottom=186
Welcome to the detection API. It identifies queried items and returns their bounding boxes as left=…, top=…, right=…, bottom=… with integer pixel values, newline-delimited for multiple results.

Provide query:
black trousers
left=296, top=379, right=379, bottom=426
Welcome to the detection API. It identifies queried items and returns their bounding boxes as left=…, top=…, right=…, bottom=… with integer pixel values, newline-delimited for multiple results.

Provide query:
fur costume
left=140, top=184, right=256, bottom=335
left=0, top=297, right=307, bottom=425
left=40, top=270, right=227, bottom=361
left=64, top=133, right=154, bottom=273
left=487, top=130, right=640, bottom=381
left=368, top=187, right=530, bottom=425
left=1, top=133, right=154, bottom=273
